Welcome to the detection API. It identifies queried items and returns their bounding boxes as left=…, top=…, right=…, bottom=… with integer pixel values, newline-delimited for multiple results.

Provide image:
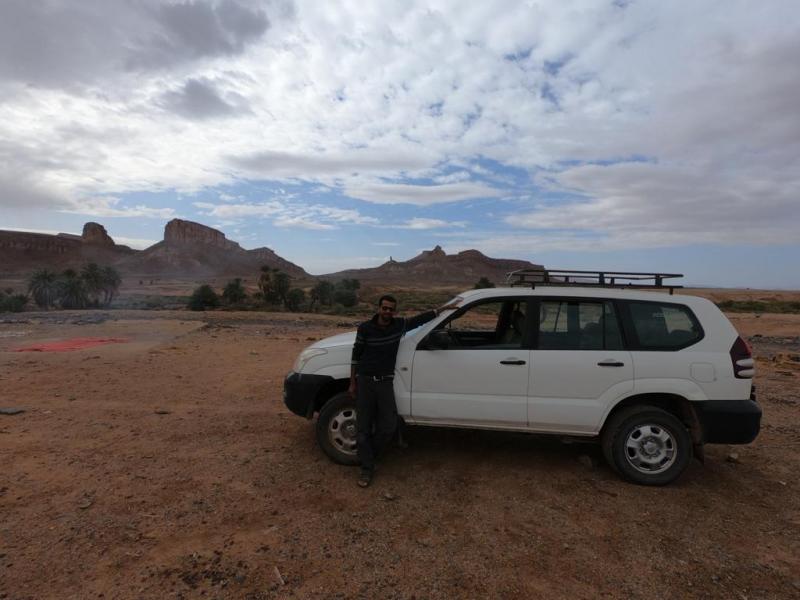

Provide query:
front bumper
left=283, top=371, right=333, bottom=418
left=694, top=399, right=762, bottom=444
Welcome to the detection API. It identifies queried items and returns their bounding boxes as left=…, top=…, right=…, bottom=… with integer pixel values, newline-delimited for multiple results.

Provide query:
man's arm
left=349, top=325, right=365, bottom=397
left=404, top=301, right=461, bottom=331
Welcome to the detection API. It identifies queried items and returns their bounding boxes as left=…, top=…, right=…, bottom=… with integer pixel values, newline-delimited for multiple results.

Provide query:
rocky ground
left=1, top=309, right=798, bottom=600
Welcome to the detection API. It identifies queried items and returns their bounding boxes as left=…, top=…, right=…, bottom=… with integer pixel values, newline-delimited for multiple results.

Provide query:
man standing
left=349, top=295, right=458, bottom=487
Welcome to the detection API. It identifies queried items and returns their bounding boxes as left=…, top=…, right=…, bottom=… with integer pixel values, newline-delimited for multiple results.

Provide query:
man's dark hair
left=378, top=294, right=397, bottom=307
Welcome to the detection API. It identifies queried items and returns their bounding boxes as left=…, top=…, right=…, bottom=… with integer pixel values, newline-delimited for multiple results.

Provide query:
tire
left=316, top=392, right=360, bottom=466
left=601, top=406, right=692, bottom=486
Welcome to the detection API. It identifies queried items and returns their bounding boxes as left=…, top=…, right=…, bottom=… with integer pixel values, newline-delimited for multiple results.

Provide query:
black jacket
left=351, top=311, right=437, bottom=376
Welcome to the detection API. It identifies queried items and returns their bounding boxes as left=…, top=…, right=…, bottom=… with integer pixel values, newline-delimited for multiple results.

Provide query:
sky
left=1, top=0, right=798, bottom=288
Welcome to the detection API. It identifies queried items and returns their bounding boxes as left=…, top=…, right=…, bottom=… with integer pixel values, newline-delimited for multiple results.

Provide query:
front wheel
left=601, top=406, right=692, bottom=486
left=316, top=392, right=359, bottom=465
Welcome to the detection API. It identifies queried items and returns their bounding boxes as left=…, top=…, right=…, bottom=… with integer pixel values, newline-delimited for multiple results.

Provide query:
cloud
left=510, top=161, right=800, bottom=246
left=64, top=196, right=177, bottom=219
left=344, top=181, right=503, bottom=206
left=194, top=199, right=379, bottom=229
left=0, top=0, right=271, bottom=88
left=400, top=218, right=467, bottom=229
left=160, top=78, right=248, bottom=119
left=229, top=149, right=433, bottom=179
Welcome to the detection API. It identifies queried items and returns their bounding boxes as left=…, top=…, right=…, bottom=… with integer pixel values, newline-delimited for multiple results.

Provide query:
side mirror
left=426, top=329, right=451, bottom=350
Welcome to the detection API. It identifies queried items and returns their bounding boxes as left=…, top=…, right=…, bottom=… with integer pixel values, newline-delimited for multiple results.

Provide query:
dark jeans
left=356, top=376, right=397, bottom=473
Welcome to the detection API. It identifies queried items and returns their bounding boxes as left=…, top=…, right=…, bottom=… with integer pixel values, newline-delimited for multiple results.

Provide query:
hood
left=313, top=331, right=356, bottom=349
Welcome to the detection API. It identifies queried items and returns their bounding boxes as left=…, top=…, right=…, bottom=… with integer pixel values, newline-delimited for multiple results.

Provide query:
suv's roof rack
left=506, top=269, right=683, bottom=294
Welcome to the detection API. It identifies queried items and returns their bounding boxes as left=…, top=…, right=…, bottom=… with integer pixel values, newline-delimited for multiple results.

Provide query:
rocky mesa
left=323, top=245, right=542, bottom=286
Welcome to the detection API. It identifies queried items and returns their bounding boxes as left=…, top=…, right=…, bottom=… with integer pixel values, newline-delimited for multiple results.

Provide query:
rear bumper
left=694, top=399, right=762, bottom=444
left=283, top=372, right=333, bottom=418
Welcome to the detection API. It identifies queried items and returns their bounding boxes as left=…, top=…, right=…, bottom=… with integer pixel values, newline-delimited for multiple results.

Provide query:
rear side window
left=627, top=301, right=702, bottom=349
left=538, top=300, right=623, bottom=350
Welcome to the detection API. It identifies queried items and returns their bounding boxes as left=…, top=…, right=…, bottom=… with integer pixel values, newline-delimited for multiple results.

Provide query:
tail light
left=730, top=336, right=754, bottom=379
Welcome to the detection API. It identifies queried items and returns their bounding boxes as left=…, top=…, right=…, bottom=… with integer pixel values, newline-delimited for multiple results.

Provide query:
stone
left=0, top=408, right=25, bottom=415
left=727, top=452, right=740, bottom=464
left=81, top=222, right=115, bottom=246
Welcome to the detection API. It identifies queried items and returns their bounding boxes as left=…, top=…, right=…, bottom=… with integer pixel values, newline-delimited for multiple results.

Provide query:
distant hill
left=1, top=221, right=541, bottom=287
left=0, top=219, right=308, bottom=280
left=117, top=219, right=308, bottom=279
left=321, top=245, right=542, bottom=287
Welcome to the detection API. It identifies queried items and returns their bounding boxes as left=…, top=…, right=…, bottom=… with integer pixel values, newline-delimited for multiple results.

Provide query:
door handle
left=597, top=360, right=625, bottom=367
left=500, top=359, right=526, bottom=365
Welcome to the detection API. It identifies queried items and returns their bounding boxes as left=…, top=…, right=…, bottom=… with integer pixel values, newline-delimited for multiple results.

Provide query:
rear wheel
left=316, top=392, right=359, bottom=465
left=601, top=406, right=692, bottom=486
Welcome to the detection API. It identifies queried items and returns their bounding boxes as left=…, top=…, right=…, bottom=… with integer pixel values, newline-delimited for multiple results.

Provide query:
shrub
left=222, top=278, right=247, bottom=305
left=333, top=288, right=358, bottom=308
left=474, top=277, right=495, bottom=289
left=0, top=291, right=27, bottom=312
left=188, top=285, right=220, bottom=311
left=285, top=288, right=306, bottom=311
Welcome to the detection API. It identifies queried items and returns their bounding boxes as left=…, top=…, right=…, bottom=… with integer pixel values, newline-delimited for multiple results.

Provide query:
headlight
left=293, top=347, right=328, bottom=373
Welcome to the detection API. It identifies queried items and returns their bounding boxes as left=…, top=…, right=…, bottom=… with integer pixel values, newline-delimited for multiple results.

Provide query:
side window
left=439, top=299, right=527, bottom=349
left=538, top=300, right=623, bottom=350
left=627, top=301, right=702, bottom=349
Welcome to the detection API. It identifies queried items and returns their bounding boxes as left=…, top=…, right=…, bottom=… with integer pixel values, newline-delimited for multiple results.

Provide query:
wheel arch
left=313, top=378, right=350, bottom=414
left=602, top=393, right=703, bottom=449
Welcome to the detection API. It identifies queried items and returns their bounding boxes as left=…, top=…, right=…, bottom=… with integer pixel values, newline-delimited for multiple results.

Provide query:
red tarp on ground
left=14, top=338, right=129, bottom=352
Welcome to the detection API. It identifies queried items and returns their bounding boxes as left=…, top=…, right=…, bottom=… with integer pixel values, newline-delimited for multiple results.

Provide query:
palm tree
left=28, top=269, right=59, bottom=309
left=100, top=266, right=122, bottom=306
left=81, top=263, right=105, bottom=307
left=58, top=269, right=88, bottom=309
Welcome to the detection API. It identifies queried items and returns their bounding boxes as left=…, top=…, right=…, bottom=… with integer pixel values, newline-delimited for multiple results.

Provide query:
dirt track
left=1, top=310, right=799, bottom=599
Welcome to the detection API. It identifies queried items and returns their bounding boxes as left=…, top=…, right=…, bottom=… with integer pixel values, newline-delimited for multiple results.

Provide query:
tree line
left=188, top=266, right=361, bottom=312
left=0, top=264, right=122, bottom=312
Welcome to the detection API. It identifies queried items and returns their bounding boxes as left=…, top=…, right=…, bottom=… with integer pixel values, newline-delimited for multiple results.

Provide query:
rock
left=0, top=408, right=25, bottom=415
left=81, top=222, right=115, bottom=247
left=164, top=218, right=241, bottom=250
left=727, top=452, right=740, bottom=464
left=154, top=409, right=171, bottom=415
left=383, top=492, right=397, bottom=501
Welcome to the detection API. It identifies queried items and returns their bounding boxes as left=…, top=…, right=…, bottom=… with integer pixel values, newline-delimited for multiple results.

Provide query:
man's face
left=378, top=300, right=397, bottom=323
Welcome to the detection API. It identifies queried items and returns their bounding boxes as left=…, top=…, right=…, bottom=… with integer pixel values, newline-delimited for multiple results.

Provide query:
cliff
left=322, top=245, right=542, bottom=286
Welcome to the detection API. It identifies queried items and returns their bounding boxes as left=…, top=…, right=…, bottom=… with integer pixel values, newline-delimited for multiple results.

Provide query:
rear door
left=528, top=298, right=633, bottom=434
left=410, top=297, right=530, bottom=426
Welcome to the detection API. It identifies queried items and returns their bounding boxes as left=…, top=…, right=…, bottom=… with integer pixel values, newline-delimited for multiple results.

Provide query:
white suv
left=283, top=271, right=760, bottom=485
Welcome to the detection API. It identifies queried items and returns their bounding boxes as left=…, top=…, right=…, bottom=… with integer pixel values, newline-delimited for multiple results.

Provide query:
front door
left=529, top=298, right=634, bottom=434
left=410, top=298, right=530, bottom=426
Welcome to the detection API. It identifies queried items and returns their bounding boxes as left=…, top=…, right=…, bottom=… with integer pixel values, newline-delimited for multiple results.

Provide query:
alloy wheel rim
left=328, top=407, right=358, bottom=456
left=624, top=424, right=677, bottom=474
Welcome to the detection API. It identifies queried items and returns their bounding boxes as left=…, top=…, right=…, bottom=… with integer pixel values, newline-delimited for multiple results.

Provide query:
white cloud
left=194, top=199, right=379, bottom=229
left=400, top=218, right=467, bottom=229
left=345, top=181, right=502, bottom=206
left=64, top=196, right=177, bottom=219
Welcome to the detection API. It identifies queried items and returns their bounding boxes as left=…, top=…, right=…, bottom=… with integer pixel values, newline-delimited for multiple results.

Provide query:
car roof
left=457, top=286, right=704, bottom=304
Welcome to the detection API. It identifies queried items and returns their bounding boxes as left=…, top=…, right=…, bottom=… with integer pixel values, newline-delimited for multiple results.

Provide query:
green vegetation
left=24, top=263, right=122, bottom=310
left=0, top=288, right=28, bottom=312
left=716, top=299, right=800, bottom=314
left=474, top=277, right=495, bottom=289
left=222, top=278, right=247, bottom=305
left=188, top=284, right=221, bottom=311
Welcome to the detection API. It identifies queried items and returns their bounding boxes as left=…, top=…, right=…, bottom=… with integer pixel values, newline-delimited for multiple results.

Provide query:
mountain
left=117, top=219, right=308, bottom=278
left=1, top=221, right=540, bottom=287
left=0, top=223, right=135, bottom=274
left=0, top=219, right=308, bottom=280
left=321, top=245, right=542, bottom=287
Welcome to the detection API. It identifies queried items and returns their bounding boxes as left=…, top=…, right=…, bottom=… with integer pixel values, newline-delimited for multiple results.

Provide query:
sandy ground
left=1, top=308, right=799, bottom=600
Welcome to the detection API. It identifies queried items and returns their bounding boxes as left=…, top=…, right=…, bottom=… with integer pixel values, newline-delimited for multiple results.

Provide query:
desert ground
left=1, top=300, right=799, bottom=599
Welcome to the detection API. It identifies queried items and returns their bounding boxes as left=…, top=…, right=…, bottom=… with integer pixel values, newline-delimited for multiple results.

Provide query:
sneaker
left=357, top=469, right=373, bottom=488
